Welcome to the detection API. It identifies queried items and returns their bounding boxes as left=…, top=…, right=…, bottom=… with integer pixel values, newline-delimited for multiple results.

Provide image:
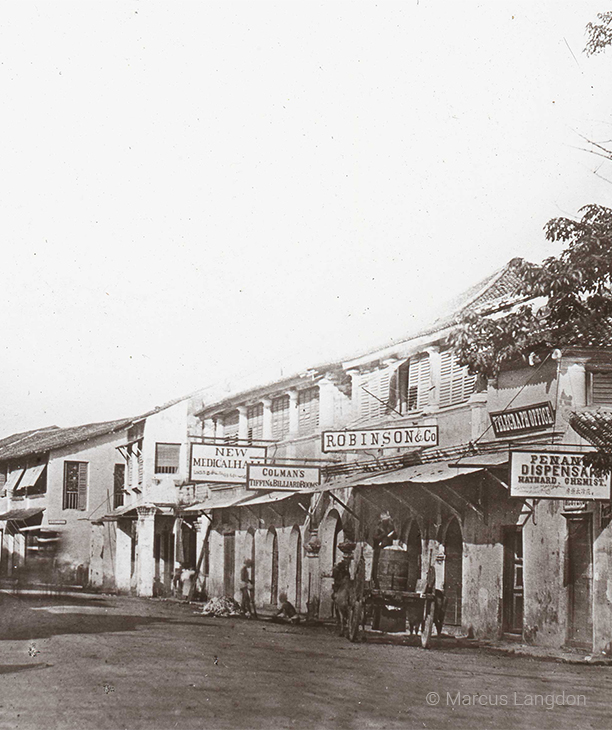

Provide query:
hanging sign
left=510, top=449, right=611, bottom=500
left=190, top=443, right=267, bottom=484
left=322, top=425, right=438, bottom=452
left=489, top=402, right=555, bottom=438
left=246, top=463, right=321, bottom=491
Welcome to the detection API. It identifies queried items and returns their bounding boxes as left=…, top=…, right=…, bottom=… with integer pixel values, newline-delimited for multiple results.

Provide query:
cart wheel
left=349, top=601, right=363, bottom=642
left=421, top=603, right=435, bottom=649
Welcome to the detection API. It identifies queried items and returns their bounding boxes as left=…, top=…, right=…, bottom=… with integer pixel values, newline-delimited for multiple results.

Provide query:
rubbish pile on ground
left=200, top=596, right=242, bottom=617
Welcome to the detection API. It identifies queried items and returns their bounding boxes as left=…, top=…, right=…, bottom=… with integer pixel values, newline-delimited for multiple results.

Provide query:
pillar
left=115, top=520, right=133, bottom=594
left=288, top=390, right=299, bottom=436
left=304, top=529, right=322, bottom=618
left=136, top=506, right=156, bottom=597
left=317, top=378, right=336, bottom=430
left=346, top=369, right=360, bottom=420
left=261, top=398, right=272, bottom=440
left=238, top=406, right=248, bottom=440
left=89, top=521, right=105, bottom=590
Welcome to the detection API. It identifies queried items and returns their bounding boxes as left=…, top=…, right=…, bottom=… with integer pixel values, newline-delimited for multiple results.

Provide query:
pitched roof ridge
left=457, top=257, right=525, bottom=314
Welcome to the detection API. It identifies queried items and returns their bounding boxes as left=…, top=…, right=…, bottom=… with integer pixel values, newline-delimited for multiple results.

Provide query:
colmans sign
left=246, top=463, right=321, bottom=491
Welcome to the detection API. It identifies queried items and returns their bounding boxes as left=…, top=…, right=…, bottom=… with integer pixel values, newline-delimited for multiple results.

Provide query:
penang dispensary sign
left=246, top=463, right=321, bottom=491
left=322, top=425, right=438, bottom=453
left=190, top=443, right=267, bottom=484
left=510, top=449, right=611, bottom=500
left=489, top=402, right=555, bottom=438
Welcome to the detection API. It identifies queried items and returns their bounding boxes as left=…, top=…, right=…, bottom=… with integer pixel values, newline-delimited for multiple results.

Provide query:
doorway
left=271, top=529, right=279, bottom=606
left=290, top=527, right=302, bottom=611
left=503, top=527, right=524, bottom=635
left=405, top=522, right=422, bottom=591
left=567, top=516, right=593, bottom=648
left=444, top=519, right=463, bottom=626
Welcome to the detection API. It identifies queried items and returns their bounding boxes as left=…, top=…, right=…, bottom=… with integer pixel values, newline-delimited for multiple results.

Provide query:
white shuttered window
left=406, top=355, right=431, bottom=412
left=439, top=351, right=476, bottom=408
left=298, top=387, right=319, bottom=435
left=358, top=367, right=392, bottom=422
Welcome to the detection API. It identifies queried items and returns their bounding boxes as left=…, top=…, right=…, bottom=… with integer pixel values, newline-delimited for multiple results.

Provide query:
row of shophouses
left=2, top=257, right=612, bottom=652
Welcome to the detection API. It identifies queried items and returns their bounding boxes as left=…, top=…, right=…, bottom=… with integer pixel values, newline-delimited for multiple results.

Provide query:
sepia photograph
left=1, top=2, right=612, bottom=728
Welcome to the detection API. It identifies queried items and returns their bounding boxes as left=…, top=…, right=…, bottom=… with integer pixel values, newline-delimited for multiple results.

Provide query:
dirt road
left=1, top=591, right=611, bottom=729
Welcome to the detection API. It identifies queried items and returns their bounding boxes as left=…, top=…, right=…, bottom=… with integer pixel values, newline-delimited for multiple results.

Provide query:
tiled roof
left=0, top=417, right=133, bottom=461
left=0, top=426, right=59, bottom=452
left=569, top=410, right=612, bottom=450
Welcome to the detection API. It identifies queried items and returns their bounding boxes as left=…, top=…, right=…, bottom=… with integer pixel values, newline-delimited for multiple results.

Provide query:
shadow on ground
left=0, top=663, right=54, bottom=675
left=0, top=591, right=169, bottom=642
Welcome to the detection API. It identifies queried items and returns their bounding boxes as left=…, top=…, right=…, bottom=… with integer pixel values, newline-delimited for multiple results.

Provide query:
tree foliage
left=448, top=205, right=612, bottom=378
left=585, top=11, right=612, bottom=56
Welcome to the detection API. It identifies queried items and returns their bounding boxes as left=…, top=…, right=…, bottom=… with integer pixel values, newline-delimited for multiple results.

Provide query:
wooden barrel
left=377, top=547, right=408, bottom=591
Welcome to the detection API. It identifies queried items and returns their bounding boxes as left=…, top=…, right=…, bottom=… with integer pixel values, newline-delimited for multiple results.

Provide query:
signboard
left=190, top=442, right=267, bottom=484
left=322, top=425, right=438, bottom=453
left=510, top=450, right=612, bottom=500
left=562, top=500, right=588, bottom=513
left=489, top=402, right=555, bottom=438
left=246, top=463, right=321, bottom=491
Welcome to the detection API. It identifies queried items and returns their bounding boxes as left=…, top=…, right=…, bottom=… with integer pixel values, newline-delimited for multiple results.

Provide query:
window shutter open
left=440, top=350, right=475, bottom=408
left=77, top=462, right=88, bottom=511
left=407, top=355, right=431, bottom=411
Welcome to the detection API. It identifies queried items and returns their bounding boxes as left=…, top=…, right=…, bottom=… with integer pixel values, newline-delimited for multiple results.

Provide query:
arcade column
left=136, top=506, right=157, bottom=597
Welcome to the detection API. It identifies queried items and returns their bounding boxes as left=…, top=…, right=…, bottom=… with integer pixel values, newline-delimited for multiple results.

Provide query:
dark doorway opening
left=566, top=516, right=593, bottom=649
left=503, top=526, right=524, bottom=635
left=444, top=519, right=463, bottom=626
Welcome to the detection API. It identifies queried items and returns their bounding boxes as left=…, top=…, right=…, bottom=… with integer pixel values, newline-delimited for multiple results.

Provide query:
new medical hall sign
left=322, top=425, right=438, bottom=453
left=510, top=449, right=612, bottom=500
left=190, top=443, right=267, bottom=484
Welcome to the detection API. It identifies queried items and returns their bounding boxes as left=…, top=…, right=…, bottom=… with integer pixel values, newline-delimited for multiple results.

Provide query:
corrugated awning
left=357, top=452, right=508, bottom=487
left=183, top=493, right=248, bottom=512
left=312, top=452, right=509, bottom=492
left=0, top=507, right=44, bottom=522
left=238, top=490, right=305, bottom=507
left=97, top=502, right=175, bottom=521
left=18, top=464, right=46, bottom=490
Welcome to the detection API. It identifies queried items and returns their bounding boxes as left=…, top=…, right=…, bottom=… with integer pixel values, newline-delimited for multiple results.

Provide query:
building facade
left=0, top=419, right=132, bottom=586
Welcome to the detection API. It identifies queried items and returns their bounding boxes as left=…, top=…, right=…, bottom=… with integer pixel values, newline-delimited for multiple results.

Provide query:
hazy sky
left=1, top=1, right=611, bottom=434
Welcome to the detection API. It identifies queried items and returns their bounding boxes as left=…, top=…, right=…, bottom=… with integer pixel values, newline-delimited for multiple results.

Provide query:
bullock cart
left=349, top=586, right=438, bottom=649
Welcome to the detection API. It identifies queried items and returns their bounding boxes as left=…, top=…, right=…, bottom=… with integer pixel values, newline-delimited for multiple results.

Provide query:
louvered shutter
left=155, top=443, right=180, bottom=473
left=271, top=396, right=290, bottom=439
left=440, top=351, right=476, bottom=407
left=359, top=367, right=393, bottom=422
left=77, top=462, right=88, bottom=511
left=377, top=369, right=391, bottom=419
left=407, top=355, right=431, bottom=411
left=593, top=372, right=612, bottom=406
left=223, top=410, right=240, bottom=441
left=439, top=351, right=453, bottom=407
left=298, top=387, right=319, bottom=435
left=247, top=404, right=264, bottom=441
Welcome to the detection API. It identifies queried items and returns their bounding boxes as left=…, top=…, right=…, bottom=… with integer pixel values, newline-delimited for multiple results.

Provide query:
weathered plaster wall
left=141, top=401, right=191, bottom=505
left=45, top=429, right=128, bottom=580
left=522, top=499, right=567, bottom=647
